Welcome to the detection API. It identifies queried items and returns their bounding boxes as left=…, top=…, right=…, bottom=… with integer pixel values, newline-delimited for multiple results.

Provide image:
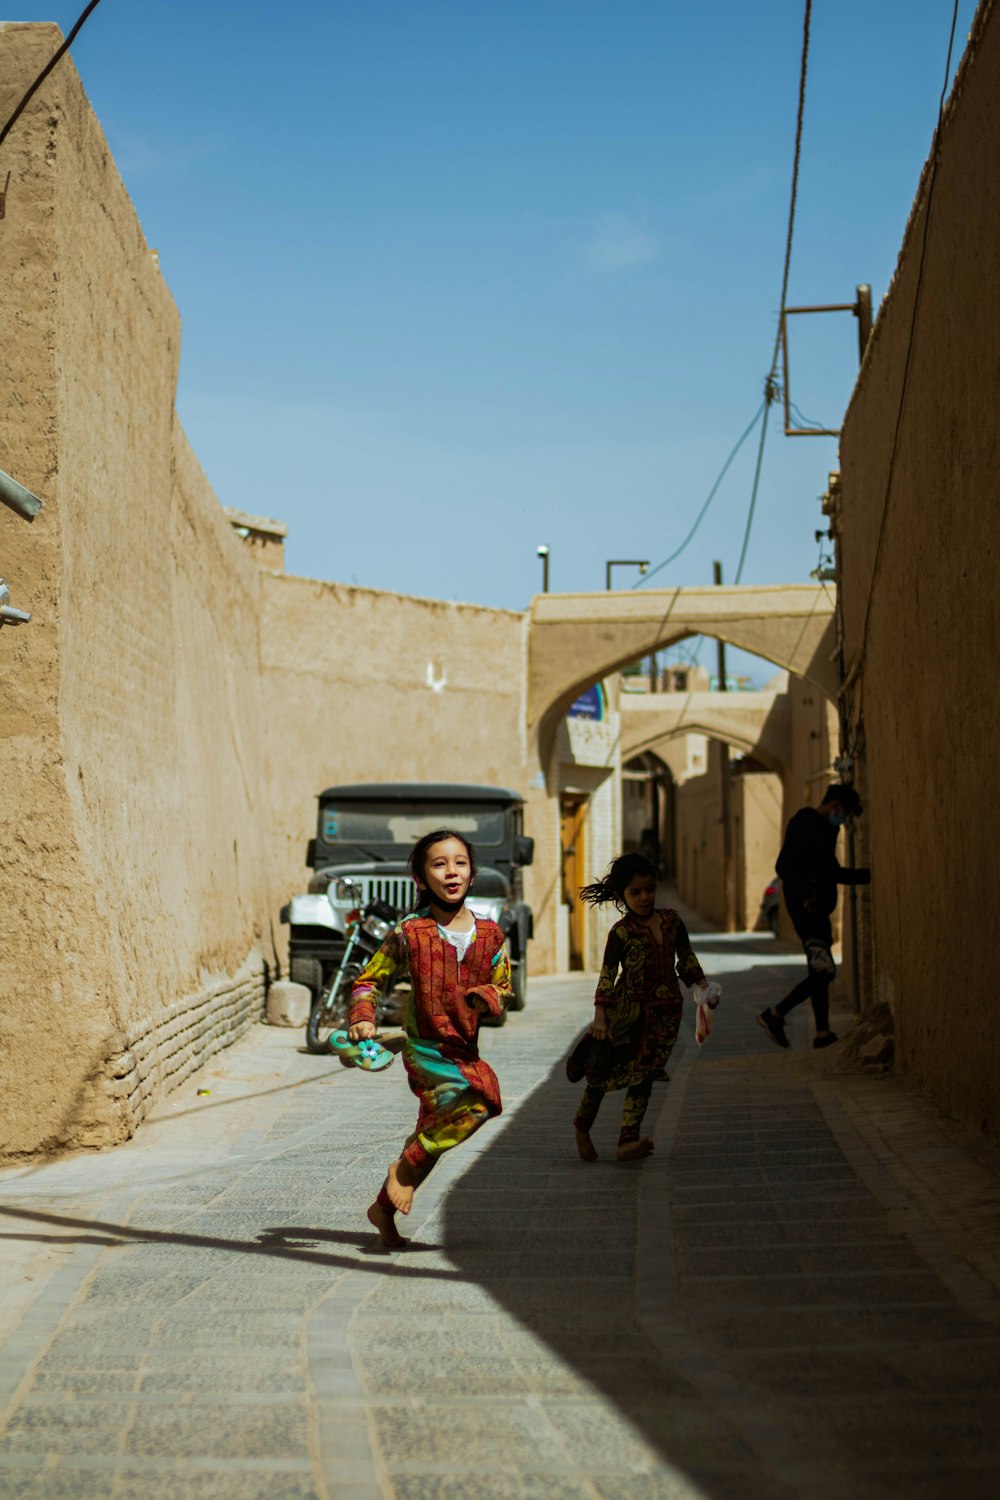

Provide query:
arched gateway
left=528, top=584, right=836, bottom=761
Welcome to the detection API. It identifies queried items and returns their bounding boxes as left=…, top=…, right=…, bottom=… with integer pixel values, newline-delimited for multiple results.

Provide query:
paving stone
left=113, top=1476, right=322, bottom=1500
left=391, top=1476, right=594, bottom=1500
left=678, top=1269, right=947, bottom=1312
left=123, top=1401, right=310, bottom=1459
left=0, top=1401, right=134, bottom=1455
left=726, top=1348, right=913, bottom=1397
left=372, top=1404, right=565, bottom=1468
left=0, top=1472, right=128, bottom=1499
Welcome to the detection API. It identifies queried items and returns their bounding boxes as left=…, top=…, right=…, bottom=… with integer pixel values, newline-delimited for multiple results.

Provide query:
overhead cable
left=634, top=399, right=765, bottom=588
left=0, top=0, right=105, bottom=154
left=733, top=0, right=813, bottom=585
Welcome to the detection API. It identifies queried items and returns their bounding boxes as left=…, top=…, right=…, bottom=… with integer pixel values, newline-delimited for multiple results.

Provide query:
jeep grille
left=347, top=875, right=417, bottom=913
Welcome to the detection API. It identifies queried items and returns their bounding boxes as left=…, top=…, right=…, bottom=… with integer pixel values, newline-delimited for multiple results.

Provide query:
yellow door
left=560, top=794, right=588, bottom=970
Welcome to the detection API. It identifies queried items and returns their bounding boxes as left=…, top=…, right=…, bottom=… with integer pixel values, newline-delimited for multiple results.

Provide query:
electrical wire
left=788, top=398, right=828, bottom=431
left=634, top=399, right=765, bottom=588
left=733, top=0, right=813, bottom=585
left=0, top=1, right=105, bottom=153
left=845, top=0, right=961, bottom=708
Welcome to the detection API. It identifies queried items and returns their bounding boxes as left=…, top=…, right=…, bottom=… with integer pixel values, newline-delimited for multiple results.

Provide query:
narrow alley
left=2, top=914, right=999, bottom=1500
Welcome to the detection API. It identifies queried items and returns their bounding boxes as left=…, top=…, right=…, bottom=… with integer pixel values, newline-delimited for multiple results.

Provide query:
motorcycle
left=305, top=887, right=399, bottom=1054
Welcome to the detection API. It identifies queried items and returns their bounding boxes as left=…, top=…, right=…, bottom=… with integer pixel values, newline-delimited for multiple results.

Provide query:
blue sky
left=8, top=1, right=978, bottom=678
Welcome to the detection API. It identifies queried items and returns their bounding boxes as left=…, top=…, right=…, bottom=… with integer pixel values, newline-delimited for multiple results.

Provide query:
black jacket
left=776, top=807, right=870, bottom=918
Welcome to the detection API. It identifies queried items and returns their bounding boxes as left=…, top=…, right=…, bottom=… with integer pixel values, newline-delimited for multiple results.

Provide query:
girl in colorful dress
left=574, top=853, right=715, bottom=1162
left=348, top=829, right=511, bottom=1248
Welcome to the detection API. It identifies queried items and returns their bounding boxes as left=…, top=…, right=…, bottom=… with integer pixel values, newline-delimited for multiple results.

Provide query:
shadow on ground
left=433, top=956, right=1000, bottom=1500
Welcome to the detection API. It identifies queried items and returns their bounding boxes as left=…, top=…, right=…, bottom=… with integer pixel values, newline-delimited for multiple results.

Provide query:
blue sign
left=568, top=684, right=604, bottom=721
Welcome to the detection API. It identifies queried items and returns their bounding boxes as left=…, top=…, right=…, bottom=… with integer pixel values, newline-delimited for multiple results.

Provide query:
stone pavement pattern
left=2, top=923, right=1000, bottom=1499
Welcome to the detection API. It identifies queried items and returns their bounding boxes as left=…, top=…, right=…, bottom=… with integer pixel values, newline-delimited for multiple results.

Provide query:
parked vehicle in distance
left=280, top=783, right=534, bottom=1017
left=304, top=891, right=400, bottom=1054
left=756, top=877, right=781, bottom=936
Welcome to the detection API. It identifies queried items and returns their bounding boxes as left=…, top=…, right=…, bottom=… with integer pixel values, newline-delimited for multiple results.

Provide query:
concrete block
left=266, top=981, right=311, bottom=1028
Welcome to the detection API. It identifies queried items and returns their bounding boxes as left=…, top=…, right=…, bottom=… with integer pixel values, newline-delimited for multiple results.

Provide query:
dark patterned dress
left=592, top=908, right=706, bottom=1092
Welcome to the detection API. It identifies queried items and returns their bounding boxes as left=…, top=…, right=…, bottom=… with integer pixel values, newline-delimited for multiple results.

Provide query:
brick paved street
left=3, top=920, right=1000, bottom=1499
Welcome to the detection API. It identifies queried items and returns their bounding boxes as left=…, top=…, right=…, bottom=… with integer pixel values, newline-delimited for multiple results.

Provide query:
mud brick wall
left=0, top=26, right=274, bottom=1154
left=837, top=0, right=1000, bottom=1137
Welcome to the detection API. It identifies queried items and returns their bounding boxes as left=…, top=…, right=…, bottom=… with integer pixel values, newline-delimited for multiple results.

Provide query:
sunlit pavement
left=2, top=919, right=1000, bottom=1499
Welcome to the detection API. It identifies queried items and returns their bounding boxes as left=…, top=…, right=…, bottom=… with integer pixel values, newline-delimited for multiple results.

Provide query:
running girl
left=348, top=829, right=511, bottom=1247
left=574, top=853, right=715, bottom=1162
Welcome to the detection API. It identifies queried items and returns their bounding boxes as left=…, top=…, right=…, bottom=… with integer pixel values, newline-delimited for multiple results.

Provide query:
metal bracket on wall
left=780, top=284, right=873, bottom=437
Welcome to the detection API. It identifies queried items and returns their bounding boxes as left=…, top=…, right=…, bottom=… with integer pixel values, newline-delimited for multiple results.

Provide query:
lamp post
left=536, top=544, right=550, bottom=593
left=714, top=559, right=736, bottom=932
left=605, top=558, right=649, bottom=590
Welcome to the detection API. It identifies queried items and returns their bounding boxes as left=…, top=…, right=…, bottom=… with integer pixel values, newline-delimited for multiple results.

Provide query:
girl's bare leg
left=367, top=1198, right=407, bottom=1248
left=574, top=1084, right=601, bottom=1161
left=385, top=1157, right=417, bottom=1214
left=617, top=1079, right=654, bottom=1161
left=616, top=1138, right=654, bottom=1161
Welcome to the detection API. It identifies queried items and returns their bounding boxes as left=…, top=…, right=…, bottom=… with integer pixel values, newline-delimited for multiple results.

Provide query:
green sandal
left=327, top=1030, right=394, bottom=1071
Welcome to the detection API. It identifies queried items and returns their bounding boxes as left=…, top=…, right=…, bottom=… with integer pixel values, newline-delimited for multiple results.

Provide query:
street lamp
left=605, top=558, right=649, bottom=590
left=536, top=544, right=550, bottom=593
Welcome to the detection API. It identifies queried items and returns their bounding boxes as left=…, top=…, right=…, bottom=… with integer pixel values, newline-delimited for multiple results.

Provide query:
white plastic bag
left=692, top=980, right=722, bottom=1047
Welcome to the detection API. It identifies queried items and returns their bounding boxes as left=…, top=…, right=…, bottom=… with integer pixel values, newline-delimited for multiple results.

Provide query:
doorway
left=560, top=793, right=588, bottom=970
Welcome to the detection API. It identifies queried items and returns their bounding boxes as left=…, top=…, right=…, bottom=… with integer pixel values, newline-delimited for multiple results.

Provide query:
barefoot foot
left=617, top=1137, right=654, bottom=1162
left=386, top=1159, right=415, bottom=1215
left=574, top=1126, right=598, bottom=1162
left=367, top=1200, right=408, bottom=1249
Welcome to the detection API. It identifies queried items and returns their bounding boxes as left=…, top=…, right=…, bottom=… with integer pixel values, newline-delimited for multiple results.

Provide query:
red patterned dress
left=349, top=911, right=511, bottom=1182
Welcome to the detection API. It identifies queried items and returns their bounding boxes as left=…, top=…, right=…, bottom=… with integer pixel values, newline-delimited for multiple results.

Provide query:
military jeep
left=280, top=783, right=534, bottom=1013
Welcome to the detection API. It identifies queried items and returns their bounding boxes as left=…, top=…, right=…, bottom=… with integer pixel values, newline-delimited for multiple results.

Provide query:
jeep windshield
left=320, top=802, right=506, bottom=850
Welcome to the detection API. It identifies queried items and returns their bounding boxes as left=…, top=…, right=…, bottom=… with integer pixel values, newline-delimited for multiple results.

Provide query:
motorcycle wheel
left=508, top=954, right=527, bottom=1011
left=305, top=965, right=360, bottom=1055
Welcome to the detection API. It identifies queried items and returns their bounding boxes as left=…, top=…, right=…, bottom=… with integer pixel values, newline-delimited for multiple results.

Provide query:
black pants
left=774, top=909, right=836, bottom=1032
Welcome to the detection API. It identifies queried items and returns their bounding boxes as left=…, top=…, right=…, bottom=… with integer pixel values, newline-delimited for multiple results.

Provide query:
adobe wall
left=837, top=0, right=1000, bottom=1136
left=258, top=572, right=532, bottom=919
left=0, top=26, right=275, bottom=1155
left=674, top=745, right=782, bottom=930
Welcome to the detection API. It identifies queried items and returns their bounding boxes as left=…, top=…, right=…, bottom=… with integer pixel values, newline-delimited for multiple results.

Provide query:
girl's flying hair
left=579, top=852, right=658, bottom=911
left=409, top=828, right=478, bottom=889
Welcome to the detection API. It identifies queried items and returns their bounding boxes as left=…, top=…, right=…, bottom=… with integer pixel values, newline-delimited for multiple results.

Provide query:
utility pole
left=714, top=560, right=736, bottom=932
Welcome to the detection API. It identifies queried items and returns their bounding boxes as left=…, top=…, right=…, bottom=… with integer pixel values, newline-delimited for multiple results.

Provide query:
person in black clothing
left=758, top=783, right=871, bottom=1050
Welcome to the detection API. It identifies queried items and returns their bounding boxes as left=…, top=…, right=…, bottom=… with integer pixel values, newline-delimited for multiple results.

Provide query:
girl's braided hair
left=579, top=852, right=658, bottom=912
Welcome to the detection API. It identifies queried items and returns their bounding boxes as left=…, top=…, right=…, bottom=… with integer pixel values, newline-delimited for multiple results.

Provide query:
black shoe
left=813, top=1032, right=838, bottom=1050
left=757, top=1010, right=789, bottom=1049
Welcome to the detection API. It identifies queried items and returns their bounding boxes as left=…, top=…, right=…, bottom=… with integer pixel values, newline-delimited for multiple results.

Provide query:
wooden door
left=560, top=794, right=588, bottom=970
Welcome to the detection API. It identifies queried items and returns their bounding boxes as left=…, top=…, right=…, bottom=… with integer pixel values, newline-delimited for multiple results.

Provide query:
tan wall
left=259, top=572, right=531, bottom=921
left=675, top=747, right=782, bottom=929
left=735, top=772, right=785, bottom=929
left=837, top=0, right=1000, bottom=1136
left=0, top=27, right=274, bottom=1154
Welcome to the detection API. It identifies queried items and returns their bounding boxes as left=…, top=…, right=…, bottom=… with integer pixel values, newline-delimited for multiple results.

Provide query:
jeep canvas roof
left=317, top=783, right=523, bottom=806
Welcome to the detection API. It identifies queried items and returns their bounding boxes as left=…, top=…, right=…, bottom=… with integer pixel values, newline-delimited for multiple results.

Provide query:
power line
left=0, top=1, right=105, bottom=154
left=634, top=399, right=765, bottom=587
left=844, top=0, right=961, bottom=708
left=734, top=0, right=813, bottom=585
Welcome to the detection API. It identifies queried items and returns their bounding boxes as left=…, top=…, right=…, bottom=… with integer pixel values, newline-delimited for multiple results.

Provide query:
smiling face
left=622, top=871, right=656, bottom=921
left=418, top=836, right=473, bottom=907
